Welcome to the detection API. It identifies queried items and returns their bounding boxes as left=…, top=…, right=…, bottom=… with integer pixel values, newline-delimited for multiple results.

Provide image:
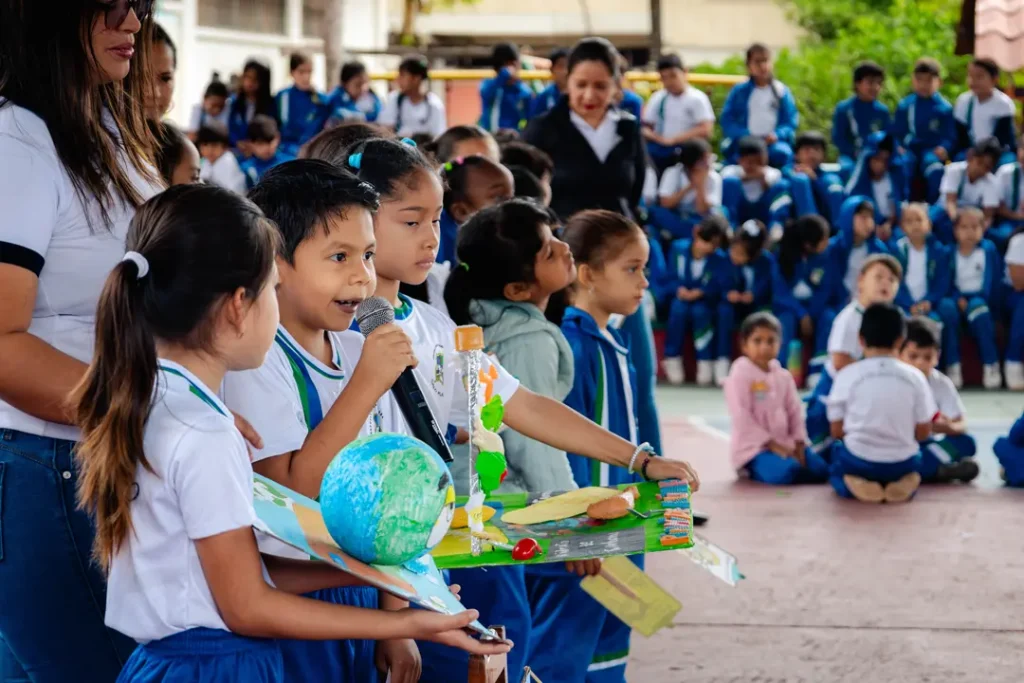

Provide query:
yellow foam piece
left=432, top=524, right=507, bottom=557
left=451, top=505, right=496, bottom=529
left=501, top=487, right=621, bottom=525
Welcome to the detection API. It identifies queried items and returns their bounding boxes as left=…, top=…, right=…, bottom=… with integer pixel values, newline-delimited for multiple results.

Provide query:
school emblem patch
left=929, top=119, right=940, bottom=131
left=809, top=268, right=824, bottom=286
left=750, top=380, right=769, bottom=401
left=431, top=344, right=445, bottom=396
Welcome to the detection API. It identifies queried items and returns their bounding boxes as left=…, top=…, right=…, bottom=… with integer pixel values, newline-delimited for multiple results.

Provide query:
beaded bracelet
left=627, top=442, right=655, bottom=474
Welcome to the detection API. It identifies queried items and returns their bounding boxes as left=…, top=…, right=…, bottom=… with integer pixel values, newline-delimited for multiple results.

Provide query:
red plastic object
left=511, top=538, right=542, bottom=561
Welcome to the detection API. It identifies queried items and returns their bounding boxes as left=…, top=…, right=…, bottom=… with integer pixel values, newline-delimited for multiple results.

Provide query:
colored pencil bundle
left=657, top=479, right=692, bottom=547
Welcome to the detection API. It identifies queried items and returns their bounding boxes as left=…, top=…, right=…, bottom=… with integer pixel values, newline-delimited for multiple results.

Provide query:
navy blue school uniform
left=275, top=86, right=325, bottom=156
left=322, top=87, right=383, bottom=128
left=783, top=162, right=845, bottom=227
left=773, top=251, right=837, bottom=381
left=436, top=209, right=459, bottom=265
left=842, top=132, right=908, bottom=238
left=479, top=68, right=534, bottom=132
left=892, top=92, right=956, bottom=203
left=828, top=194, right=892, bottom=305
left=943, top=240, right=1003, bottom=367
left=892, top=234, right=957, bottom=361
left=556, top=306, right=644, bottom=683
left=618, top=90, right=644, bottom=120
left=994, top=410, right=1024, bottom=486
left=612, top=300, right=662, bottom=455
left=528, top=83, right=563, bottom=120
left=663, top=239, right=727, bottom=361
left=714, top=249, right=780, bottom=361
left=832, top=96, right=892, bottom=181
left=240, top=151, right=296, bottom=190
left=645, top=233, right=671, bottom=310
left=117, top=629, right=283, bottom=683
left=720, top=78, right=799, bottom=167
left=720, top=166, right=793, bottom=235
left=227, top=97, right=277, bottom=150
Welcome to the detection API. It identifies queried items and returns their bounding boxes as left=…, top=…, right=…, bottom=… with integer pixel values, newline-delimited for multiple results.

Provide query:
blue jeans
left=0, top=429, right=137, bottom=683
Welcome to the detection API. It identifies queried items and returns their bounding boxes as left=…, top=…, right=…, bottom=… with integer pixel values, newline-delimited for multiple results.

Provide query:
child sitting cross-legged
left=899, top=317, right=980, bottom=483
left=827, top=302, right=936, bottom=503
left=724, top=312, right=829, bottom=484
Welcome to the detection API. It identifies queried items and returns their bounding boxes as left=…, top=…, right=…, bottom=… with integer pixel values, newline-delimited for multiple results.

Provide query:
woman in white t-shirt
left=0, top=2, right=164, bottom=679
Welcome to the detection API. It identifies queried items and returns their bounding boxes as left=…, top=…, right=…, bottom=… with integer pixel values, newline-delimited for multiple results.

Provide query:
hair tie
left=122, top=251, right=149, bottom=279
left=741, top=220, right=762, bottom=237
left=401, top=137, right=417, bottom=148
left=348, top=152, right=363, bottom=170
left=443, top=157, right=466, bottom=173
left=459, top=262, right=470, bottom=272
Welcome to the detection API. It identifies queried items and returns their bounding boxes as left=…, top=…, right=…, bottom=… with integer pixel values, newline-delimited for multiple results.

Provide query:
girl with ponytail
left=76, top=184, right=506, bottom=682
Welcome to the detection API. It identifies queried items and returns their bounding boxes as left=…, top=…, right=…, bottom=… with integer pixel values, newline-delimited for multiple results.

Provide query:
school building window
left=303, top=0, right=325, bottom=37
left=198, top=0, right=287, bottom=35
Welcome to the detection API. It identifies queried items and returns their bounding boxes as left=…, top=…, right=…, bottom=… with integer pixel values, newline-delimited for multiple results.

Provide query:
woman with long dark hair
left=0, top=1, right=164, bottom=680
left=228, top=59, right=276, bottom=151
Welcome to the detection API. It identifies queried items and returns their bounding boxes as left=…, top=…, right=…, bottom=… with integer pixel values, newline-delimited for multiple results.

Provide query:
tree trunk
left=324, top=0, right=346, bottom=90
left=401, top=0, right=417, bottom=45
left=649, top=0, right=662, bottom=61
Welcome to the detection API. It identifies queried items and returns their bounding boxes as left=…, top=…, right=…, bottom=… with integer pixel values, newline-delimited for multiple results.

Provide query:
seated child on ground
left=829, top=195, right=892, bottom=305
left=805, top=253, right=902, bottom=454
left=899, top=317, right=979, bottom=483
left=652, top=138, right=723, bottom=240
left=661, top=215, right=730, bottom=386
left=186, top=78, right=230, bottom=141
left=827, top=303, right=935, bottom=503
left=943, top=206, right=1004, bottom=389
left=322, top=61, right=383, bottom=128
left=842, top=131, right=907, bottom=244
left=721, top=136, right=793, bottom=240
left=832, top=61, right=892, bottom=182
left=240, top=115, right=296, bottom=189
left=893, top=58, right=956, bottom=204
left=929, top=137, right=1002, bottom=243
left=995, top=409, right=1024, bottom=486
left=724, top=312, right=829, bottom=484
left=784, top=131, right=844, bottom=226
left=275, top=53, right=325, bottom=156
left=953, top=58, right=1018, bottom=166
left=197, top=122, right=247, bottom=194
left=642, top=53, right=716, bottom=177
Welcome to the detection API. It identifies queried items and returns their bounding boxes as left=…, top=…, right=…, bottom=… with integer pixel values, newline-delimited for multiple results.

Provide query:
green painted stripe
left=591, top=648, right=630, bottom=664
left=159, top=365, right=226, bottom=416
left=275, top=331, right=344, bottom=380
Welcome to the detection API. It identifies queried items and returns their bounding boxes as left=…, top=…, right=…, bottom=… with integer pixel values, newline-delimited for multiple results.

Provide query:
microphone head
left=355, top=296, right=395, bottom=336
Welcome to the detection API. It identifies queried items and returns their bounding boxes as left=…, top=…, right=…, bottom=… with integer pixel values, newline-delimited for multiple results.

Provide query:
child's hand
left=741, top=291, right=754, bottom=304
left=353, top=323, right=417, bottom=396
left=934, top=146, right=948, bottom=162
left=400, top=609, right=513, bottom=655
left=677, top=287, right=691, bottom=300
left=375, top=639, right=421, bottom=683
left=231, top=411, right=263, bottom=453
left=768, top=441, right=792, bottom=458
left=958, top=297, right=968, bottom=312
left=566, top=559, right=602, bottom=577
left=727, top=291, right=742, bottom=304
left=792, top=441, right=807, bottom=466
left=643, top=457, right=701, bottom=492
left=765, top=132, right=778, bottom=145
left=800, top=315, right=814, bottom=338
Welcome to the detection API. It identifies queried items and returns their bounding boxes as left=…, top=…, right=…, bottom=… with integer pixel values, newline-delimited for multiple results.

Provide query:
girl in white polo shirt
left=75, top=185, right=508, bottom=683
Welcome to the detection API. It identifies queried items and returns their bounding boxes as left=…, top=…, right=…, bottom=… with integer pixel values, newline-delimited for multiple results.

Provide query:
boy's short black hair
left=695, top=214, right=729, bottom=244
left=853, top=60, right=885, bottom=84
left=656, top=54, right=684, bottom=71
left=971, top=137, right=1003, bottom=166
left=340, top=60, right=367, bottom=85
left=409, top=132, right=435, bottom=148
left=203, top=79, right=229, bottom=100
left=491, top=43, right=520, bottom=70
left=737, top=135, right=767, bottom=159
left=549, top=47, right=569, bottom=65
left=507, top=165, right=544, bottom=200
left=493, top=129, right=521, bottom=145
left=247, top=159, right=380, bottom=263
left=971, top=57, right=1000, bottom=80
left=678, top=138, right=711, bottom=169
left=740, top=311, right=782, bottom=341
left=398, top=54, right=429, bottom=80
left=500, top=141, right=553, bottom=179
left=196, top=122, right=230, bottom=147
left=289, top=52, right=310, bottom=72
left=913, top=58, right=941, bottom=77
left=902, top=316, right=940, bottom=350
left=860, top=302, right=906, bottom=349
left=247, top=114, right=279, bottom=143
left=746, top=43, right=770, bottom=62
left=860, top=252, right=903, bottom=280
left=794, top=131, right=827, bottom=152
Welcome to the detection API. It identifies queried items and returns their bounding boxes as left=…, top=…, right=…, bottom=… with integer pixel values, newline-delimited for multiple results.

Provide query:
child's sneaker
left=946, top=363, right=963, bottom=389
left=696, top=360, right=713, bottom=386
left=661, top=357, right=684, bottom=386
left=883, top=472, right=921, bottom=503
left=935, top=458, right=980, bottom=483
left=983, top=363, right=1003, bottom=390
left=1005, top=361, right=1024, bottom=391
left=713, top=358, right=731, bottom=387
left=842, top=475, right=885, bottom=503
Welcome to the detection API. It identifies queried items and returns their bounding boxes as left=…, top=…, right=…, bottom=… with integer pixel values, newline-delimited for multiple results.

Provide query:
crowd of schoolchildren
left=69, top=21, right=1024, bottom=683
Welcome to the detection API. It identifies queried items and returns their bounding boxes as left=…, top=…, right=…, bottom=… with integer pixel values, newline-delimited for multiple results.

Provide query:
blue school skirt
left=277, top=584, right=379, bottom=681
left=116, top=628, right=283, bottom=683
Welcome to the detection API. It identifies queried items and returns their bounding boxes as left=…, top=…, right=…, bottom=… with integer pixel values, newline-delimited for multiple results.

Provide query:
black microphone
left=355, top=297, right=455, bottom=463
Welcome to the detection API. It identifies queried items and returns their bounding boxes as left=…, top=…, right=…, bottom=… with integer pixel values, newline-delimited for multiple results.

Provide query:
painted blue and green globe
left=320, top=432, right=456, bottom=566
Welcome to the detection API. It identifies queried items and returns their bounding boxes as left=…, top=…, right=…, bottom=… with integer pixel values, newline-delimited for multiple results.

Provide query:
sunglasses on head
left=100, top=0, right=153, bottom=29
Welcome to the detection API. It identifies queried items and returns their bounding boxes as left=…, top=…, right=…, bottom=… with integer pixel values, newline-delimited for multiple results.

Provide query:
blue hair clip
left=348, top=152, right=363, bottom=170
left=401, top=137, right=417, bottom=148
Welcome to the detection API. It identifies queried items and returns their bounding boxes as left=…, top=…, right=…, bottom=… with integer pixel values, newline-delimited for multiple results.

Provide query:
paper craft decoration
left=452, top=505, right=496, bottom=529
left=501, top=487, right=621, bottom=525
left=681, top=535, right=745, bottom=586
left=252, top=474, right=498, bottom=639
left=580, top=555, right=682, bottom=637
left=432, top=481, right=694, bottom=569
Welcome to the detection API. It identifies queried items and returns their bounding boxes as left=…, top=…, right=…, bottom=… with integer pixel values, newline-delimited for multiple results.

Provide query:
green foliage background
left=689, top=0, right=972, bottom=159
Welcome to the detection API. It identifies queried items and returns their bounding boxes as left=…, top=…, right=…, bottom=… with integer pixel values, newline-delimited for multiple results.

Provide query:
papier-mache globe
left=319, top=432, right=456, bottom=566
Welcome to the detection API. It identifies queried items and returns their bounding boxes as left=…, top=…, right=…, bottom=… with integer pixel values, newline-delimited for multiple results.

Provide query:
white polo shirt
left=657, top=165, right=723, bottom=211
left=928, top=369, right=964, bottom=420
left=642, top=87, right=715, bottom=139
left=905, top=244, right=929, bottom=302
left=720, top=164, right=782, bottom=203
left=996, top=163, right=1024, bottom=211
left=954, top=90, right=1016, bottom=144
left=1006, top=232, right=1024, bottom=283
left=0, top=101, right=163, bottom=442
left=105, top=361, right=269, bottom=643
left=955, top=248, right=987, bottom=294
left=377, top=91, right=447, bottom=138
left=939, top=161, right=1001, bottom=209
left=747, top=83, right=784, bottom=137
left=826, top=302, right=865, bottom=377
left=827, top=357, right=937, bottom=463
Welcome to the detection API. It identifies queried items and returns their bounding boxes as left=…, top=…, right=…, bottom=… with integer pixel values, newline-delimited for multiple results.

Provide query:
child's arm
left=720, top=87, right=750, bottom=143
left=829, top=420, right=845, bottom=440
left=831, top=352, right=856, bottom=373
left=261, top=555, right=370, bottom=595
left=826, top=370, right=849, bottom=441
left=832, top=102, right=854, bottom=160
left=775, top=87, right=799, bottom=144
left=891, top=99, right=910, bottom=146
left=722, top=365, right=774, bottom=454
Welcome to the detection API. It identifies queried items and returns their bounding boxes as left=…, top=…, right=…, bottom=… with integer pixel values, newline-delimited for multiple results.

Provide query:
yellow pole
left=369, top=69, right=743, bottom=87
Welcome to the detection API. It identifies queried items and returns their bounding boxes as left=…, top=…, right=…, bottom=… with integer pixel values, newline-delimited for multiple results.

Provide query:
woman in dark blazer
left=524, top=37, right=648, bottom=222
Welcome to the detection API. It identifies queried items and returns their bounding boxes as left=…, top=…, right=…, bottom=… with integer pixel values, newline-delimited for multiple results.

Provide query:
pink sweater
left=722, top=356, right=807, bottom=470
